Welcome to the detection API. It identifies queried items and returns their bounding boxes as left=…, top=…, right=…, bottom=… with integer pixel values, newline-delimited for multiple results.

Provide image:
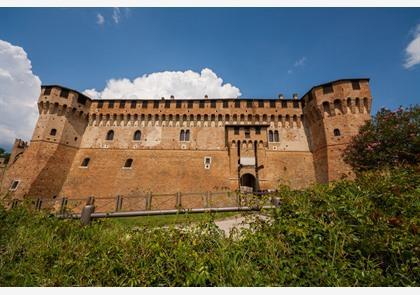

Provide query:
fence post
left=146, top=192, right=152, bottom=211
left=236, top=191, right=241, bottom=207
left=81, top=205, right=95, bottom=226
left=115, top=195, right=121, bottom=212
left=86, top=196, right=95, bottom=206
left=59, top=197, right=68, bottom=215
left=176, top=192, right=182, bottom=209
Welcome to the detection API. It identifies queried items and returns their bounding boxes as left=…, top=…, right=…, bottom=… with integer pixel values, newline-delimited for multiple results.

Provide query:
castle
left=0, top=78, right=372, bottom=203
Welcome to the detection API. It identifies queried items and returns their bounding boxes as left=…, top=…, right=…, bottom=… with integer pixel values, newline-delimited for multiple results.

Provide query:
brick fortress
left=0, top=78, right=372, bottom=202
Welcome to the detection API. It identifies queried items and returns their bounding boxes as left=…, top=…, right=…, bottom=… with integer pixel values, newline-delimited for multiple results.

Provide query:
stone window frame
left=210, top=101, right=216, bottom=108
left=269, top=101, right=276, bottom=108
left=50, top=128, right=57, bottom=136
left=130, top=101, right=137, bottom=109
left=351, top=81, right=361, bottom=90
left=60, top=89, right=69, bottom=98
left=43, top=87, right=52, bottom=95
left=119, top=101, right=126, bottom=108
left=204, top=156, right=212, bottom=165
left=180, top=129, right=190, bottom=142
left=106, top=130, right=114, bottom=141
left=97, top=101, right=104, bottom=108
left=223, top=101, right=229, bottom=108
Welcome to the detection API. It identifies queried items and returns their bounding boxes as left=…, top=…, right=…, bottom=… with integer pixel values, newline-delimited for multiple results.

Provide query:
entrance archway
left=240, top=173, right=257, bottom=192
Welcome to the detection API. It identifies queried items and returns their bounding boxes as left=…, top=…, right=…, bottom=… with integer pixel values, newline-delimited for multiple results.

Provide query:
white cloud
left=294, top=56, right=307, bottom=67
left=288, top=56, right=307, bottom=74
left=96, top=13, right=105, bottom=25
left=112, top=8, right=121, bottom=24
left=404, top=24, right=420, bottom=69
left=0, top=40, right=41, bottom=149
left=83, top=68, right=241, bottom=100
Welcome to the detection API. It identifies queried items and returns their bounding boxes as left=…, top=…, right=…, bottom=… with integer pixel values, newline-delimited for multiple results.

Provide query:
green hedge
left=0, top=167, right=419, bottom=286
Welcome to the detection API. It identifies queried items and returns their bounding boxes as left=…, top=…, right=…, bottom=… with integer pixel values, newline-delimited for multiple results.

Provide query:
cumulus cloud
left=96, top=13, right=105, bottom=25
left=83, top=68, right=241, bottom=100
left=0, top=40, right=41, bottom=149
left=404, top=24, right=420, bottom=69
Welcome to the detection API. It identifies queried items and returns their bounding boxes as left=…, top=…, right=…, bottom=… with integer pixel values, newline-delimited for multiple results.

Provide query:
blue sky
left=0, top=8, right=419, bottom=113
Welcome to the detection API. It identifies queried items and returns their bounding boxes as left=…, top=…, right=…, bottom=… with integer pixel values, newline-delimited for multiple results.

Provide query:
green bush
left=344, top=105, right=420, bottom=171
left=0, top=167, right=419, bottom=286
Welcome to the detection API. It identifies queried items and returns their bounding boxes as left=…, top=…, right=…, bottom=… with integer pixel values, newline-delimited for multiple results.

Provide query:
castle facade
left=1, top=78, right=372, bottom=202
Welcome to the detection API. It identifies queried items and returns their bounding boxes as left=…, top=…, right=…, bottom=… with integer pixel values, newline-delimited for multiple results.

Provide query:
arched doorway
left=240, top=173, right=257, bottom=192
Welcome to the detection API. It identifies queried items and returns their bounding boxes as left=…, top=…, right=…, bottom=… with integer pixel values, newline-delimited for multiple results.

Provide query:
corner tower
left=302, top=79, right=372, bottom=183
left=1, top=85, right=91, bottom=200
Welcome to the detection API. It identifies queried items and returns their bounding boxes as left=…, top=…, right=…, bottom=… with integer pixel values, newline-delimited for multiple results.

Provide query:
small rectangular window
left=235, top=101, right=240, bottom=108
left=323, top=84, right=333, bottom=94
left=165, top=100, right=171, bottom=108
left=97, top=101, right=104, bottom=108
left=43, top=87, right=52, bottom=95
left=234, top=127, right=239, bottom=135
left=352, top=81, right=361, bottom=90
left=255, top=127, right=261, bottom=134
left=154, top=101, right=159, bottom=108
left=142, top=101, right=148, bottom=108
left=199, top=101, right=205, bottom=108
left=223, top=101, right=228, bottom=108
left=270, top=101, right=276, bottom=108
left=176, top=101, right=182, bottom=108
left=204, top=157, right=211, bottom=165
left=282, top=101, right=287, bottom=108
left=108, top=101, right=114, bottom=108
left=60, top=89, right=69, bottom=98
left=188, top=101, right=193, bottom=108
left=119, top=101, right=126, bottom=108
left=258, top=100, right=264, bottom=108
left=247, top=101, right=252, bottom=108
left=130, top=101, right=137, bottom=108
left=211, top=101, right=216, bottom=108
left=9, top=180, right=20, bottom=191
left=293, top=101, right=299, bottom=108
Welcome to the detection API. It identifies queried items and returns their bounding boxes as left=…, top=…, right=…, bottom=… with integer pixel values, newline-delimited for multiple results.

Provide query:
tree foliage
left=344, top=105, right=420, bottom=171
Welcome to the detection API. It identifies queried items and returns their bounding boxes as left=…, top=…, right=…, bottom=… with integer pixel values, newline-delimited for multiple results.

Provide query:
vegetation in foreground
left=0, top=167, right=418, bottom=286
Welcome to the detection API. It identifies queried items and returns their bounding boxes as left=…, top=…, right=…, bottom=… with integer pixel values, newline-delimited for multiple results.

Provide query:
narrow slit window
left=269, top=130, right=274, bottom=142
left=185, top=130, right=190, bottom=141
left=274, top=131, right=279, bottom=142
left=180, top=130, right=185, bottom=141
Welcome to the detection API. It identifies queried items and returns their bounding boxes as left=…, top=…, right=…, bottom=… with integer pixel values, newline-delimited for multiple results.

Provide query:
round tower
left=302, top=78, right=372, bottom=183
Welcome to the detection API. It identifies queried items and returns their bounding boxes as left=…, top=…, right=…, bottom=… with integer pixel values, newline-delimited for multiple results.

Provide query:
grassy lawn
left=108, top=211, right=240, bottom=227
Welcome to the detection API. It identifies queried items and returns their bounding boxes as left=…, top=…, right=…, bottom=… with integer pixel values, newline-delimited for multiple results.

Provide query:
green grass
left=0, top=167, right=418, bottom=286
left=109, top=211, right=239, bottom=227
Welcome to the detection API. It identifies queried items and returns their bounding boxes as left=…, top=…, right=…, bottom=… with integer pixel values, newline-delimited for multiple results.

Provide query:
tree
left=344, top=105, right=419, bottom=171
left=0, top=147, right=11, bottom=164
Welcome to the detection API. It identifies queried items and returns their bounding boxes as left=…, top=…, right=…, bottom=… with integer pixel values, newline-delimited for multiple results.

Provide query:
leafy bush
left=344, top=105, right=419, bottom=171
left=0, top=167, right=419, bottom=286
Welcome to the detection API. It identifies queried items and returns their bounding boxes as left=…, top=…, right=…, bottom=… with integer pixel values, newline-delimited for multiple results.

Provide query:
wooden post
left=146, top=192, right=152, bottom=211
left=176, top=192, right=182, bottom=209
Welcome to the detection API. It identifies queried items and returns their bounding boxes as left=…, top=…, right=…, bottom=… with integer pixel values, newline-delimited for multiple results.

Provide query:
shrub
left=344, top=105, right=419, bottom=171
left=0, top=168, right=418, bottom=286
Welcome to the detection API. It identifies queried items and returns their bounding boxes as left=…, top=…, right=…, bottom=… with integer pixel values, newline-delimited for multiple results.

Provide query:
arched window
left=185, top=130, right=190, bottom=141
left=269, top=130, right=274, bottom=142
left=180, top=130, right=185, bottom=141
left=334, top=128, right=341, bottom=136
left=106, top=130, right=114, bottom=140
left=133, top=130, right=141, bottom=141
left=124, top=158, right=133, bottom=168
left=81, top=157, right=90, bottom=167
left=274, top=131, right=279, bottom=142
left=50, top=128, right=57, bottom=136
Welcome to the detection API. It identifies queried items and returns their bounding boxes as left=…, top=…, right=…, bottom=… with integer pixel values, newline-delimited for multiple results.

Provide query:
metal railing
left=6, top=190, right=280, bottom=222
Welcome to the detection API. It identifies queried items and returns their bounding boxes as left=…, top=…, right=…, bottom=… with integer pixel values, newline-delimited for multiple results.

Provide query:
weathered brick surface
left=0, top=79, right=372, bottom=208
